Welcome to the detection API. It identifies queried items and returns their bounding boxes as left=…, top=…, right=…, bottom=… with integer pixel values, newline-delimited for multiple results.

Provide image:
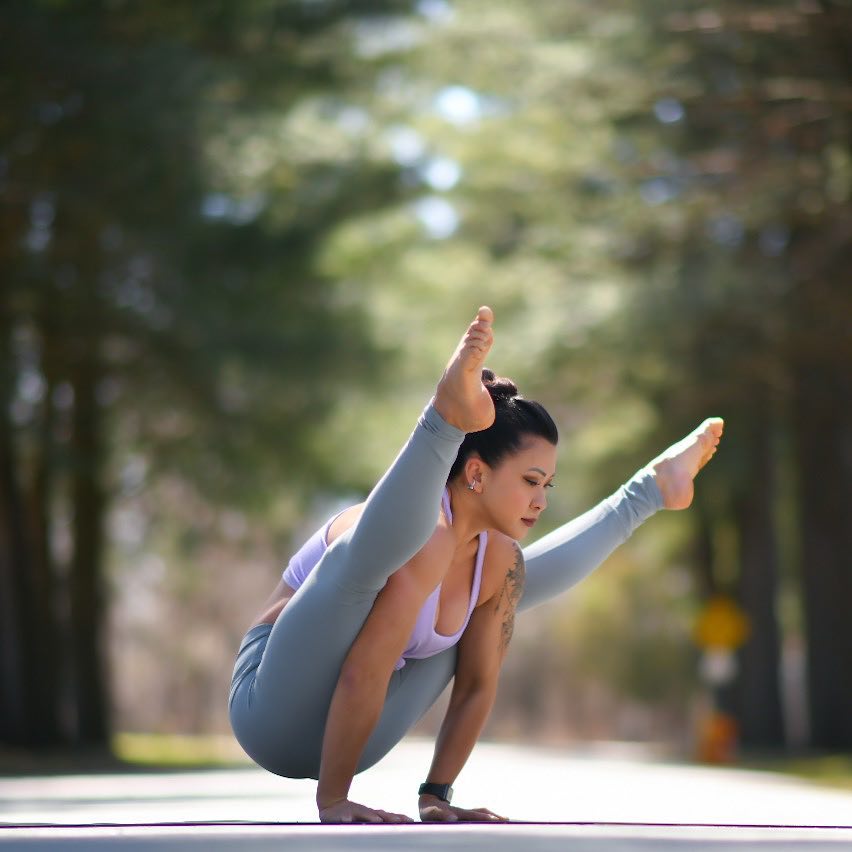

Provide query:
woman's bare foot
left=651, top=418, right=725, bottom=510
left=434, top=306, right=495, bottom=433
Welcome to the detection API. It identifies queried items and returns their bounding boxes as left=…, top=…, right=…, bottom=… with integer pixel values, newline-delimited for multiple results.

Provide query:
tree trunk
left=68, top=343, right=110, bottom=746
left=0, top=405, right=27, bottom=745
left=734, top=415, right=785, bottom=748
left=0, top=311, right=37, bottom=745
left=23, top=300, right=65, bottom=745
left=790, top=211, right=852, bottom=750
left=794, top=363, right=852, bottom=750
left=691, top=499, right=717, bottom=599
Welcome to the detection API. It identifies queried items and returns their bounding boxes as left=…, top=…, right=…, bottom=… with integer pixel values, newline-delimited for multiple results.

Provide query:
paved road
left=2, top=738, right=851, bottom=849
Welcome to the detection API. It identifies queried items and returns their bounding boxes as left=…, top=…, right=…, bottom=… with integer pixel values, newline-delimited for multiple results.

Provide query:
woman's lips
left=521, top=518, right=536, bottom=528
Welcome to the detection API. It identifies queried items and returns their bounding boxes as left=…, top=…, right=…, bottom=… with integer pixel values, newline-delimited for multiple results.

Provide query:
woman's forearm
left=426, top=684, right=497, bottom=784
left=316, top=670, right=388, bottom=808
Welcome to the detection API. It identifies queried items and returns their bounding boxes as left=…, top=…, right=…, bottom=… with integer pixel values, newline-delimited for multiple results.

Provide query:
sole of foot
left=434, top=306, right=496, bottom=433
left=652, top=417, right=725, bottom=510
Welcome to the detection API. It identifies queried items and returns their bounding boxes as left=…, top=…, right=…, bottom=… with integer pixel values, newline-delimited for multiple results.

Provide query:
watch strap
left=418, top=781, right=453, bottom=803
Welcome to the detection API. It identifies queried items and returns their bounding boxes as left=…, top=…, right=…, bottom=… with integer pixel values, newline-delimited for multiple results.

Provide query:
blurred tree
left=387, top=0, right=851, bottom=749
left=6, top=0, right=847, bottom=756
left=0, top=0, right=416, bottom=749
left=605, top=0, right=852, bottom=750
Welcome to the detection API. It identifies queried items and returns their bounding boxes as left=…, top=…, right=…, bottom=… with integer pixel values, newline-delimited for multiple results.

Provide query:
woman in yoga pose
left=229, top=306, right=723, bottom=824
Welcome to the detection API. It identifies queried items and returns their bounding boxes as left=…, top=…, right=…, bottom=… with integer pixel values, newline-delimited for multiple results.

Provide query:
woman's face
left=480, top=435, right=558, bottom=540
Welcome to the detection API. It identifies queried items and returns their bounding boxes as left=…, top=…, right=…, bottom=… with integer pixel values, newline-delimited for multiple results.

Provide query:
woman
left=229, top=306, right=723, bottom=824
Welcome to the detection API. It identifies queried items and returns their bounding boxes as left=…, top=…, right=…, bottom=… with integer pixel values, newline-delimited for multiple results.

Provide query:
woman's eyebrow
left=526, top=467, right=548, bottom=476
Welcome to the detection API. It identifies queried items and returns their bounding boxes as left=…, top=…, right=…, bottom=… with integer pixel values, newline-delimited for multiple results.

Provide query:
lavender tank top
left=282, top=492, right=488, bottom=670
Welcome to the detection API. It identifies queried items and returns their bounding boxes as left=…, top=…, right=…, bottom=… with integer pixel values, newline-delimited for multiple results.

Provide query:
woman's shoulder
left=485, top=530, right=523, bottom=564
left=478, top=531, right=524, bottom=602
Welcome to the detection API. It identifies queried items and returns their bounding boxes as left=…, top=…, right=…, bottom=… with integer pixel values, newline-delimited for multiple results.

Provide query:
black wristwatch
left=418, top=782, right=453, bottom=803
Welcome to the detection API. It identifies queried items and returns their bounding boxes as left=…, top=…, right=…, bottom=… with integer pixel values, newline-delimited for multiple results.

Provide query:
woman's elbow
left=452, top=669, right=499, bottom=702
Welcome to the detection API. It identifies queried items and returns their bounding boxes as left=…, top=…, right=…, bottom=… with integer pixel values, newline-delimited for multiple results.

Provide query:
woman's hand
left=419, top=794, right=508, bottom=823
left=318, top=798, right=414, bottom=824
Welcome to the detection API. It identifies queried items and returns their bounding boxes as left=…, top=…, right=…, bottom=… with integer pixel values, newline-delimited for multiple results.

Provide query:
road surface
left=2, top=738, right=851, bottom=849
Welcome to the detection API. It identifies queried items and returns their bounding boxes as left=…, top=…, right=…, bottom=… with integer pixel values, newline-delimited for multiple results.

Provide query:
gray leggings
left=228, top=403, right=662, bottom=780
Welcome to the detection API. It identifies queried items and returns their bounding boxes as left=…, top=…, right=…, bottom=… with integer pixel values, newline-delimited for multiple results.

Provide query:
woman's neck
left=445, top=480, right=489, bottom=549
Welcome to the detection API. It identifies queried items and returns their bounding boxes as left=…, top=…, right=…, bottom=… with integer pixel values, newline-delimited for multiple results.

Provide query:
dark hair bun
left=481, top=368, right=519, bottom=402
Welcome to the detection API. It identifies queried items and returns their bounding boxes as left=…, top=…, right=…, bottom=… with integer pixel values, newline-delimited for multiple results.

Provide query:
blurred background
left=1, top=0, right=850, bottom=775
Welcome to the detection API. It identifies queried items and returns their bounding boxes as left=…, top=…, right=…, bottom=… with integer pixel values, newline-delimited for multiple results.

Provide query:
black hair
left=448, top=369, right=558, bottom=483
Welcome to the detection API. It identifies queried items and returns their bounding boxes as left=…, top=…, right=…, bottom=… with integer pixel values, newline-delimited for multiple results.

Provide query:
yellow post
left=693, top=596, right=750, bottom=764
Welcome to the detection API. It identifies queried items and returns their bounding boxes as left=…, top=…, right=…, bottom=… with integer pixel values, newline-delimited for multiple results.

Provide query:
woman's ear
left=463, top=455, right=488, bottom=492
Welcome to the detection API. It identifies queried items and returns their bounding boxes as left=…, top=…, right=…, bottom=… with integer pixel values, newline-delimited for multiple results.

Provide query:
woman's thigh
left=230, top=611, right=457, bottom=779
left=229, top=535, right=384, bottom=777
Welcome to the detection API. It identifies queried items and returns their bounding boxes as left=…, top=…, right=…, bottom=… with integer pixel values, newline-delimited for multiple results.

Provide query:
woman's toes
left=433, top=306, right=496, bottom=432
left=476, top=305, right=494, bottom=325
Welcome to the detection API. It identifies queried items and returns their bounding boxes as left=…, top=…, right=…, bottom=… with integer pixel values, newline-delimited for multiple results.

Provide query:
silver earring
left=468, top=482, right=476, bottom=491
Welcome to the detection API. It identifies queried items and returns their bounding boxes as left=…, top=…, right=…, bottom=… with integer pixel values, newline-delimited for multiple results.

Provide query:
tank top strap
left=468, top=530, right=487, bottom=618
left=442, top=486, right=487, bottom=624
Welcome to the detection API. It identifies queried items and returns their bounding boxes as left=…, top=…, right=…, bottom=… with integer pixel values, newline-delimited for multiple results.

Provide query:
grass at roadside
left=741, top=754, right=852, bottom=792
left=112, top=733, right=252, bottom=768
left=0, top=733, right=251, bottom=775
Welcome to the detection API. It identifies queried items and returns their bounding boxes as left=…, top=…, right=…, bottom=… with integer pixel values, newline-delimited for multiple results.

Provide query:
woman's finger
left=356, top=810, right=383, bottom=824
left=457, top=806, right=508, bottom=822
left=376, top=810, right=414, bottom=823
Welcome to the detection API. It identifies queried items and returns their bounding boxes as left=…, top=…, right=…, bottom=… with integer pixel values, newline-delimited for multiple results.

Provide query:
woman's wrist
left=316, top=787, right=348, bottom=810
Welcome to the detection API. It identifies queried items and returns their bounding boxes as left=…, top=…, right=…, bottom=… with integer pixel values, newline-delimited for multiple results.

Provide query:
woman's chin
left=489, top=518, right=533, bottom=541
left=512, top=523, right=533, bottom=541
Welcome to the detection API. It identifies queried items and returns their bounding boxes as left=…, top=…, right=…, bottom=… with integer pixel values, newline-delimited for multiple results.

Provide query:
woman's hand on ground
left=419, top=795, right=508, bottom=822
left=318, top=798, right=414, bottom=824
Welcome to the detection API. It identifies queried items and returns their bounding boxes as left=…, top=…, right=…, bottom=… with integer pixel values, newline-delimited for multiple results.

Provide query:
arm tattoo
left=495, top=542, right=525, bottom=653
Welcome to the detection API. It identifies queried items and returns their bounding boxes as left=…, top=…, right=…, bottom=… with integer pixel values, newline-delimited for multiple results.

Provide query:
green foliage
left=315, top=0, right=851, bottom=746
left=1, top=0, right=422, bottom=745
left=4, top=0, right=849, bottom=749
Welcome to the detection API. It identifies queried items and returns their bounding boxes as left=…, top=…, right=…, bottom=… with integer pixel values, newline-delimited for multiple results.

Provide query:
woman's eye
left=525, top=478, right=555, bottom=488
